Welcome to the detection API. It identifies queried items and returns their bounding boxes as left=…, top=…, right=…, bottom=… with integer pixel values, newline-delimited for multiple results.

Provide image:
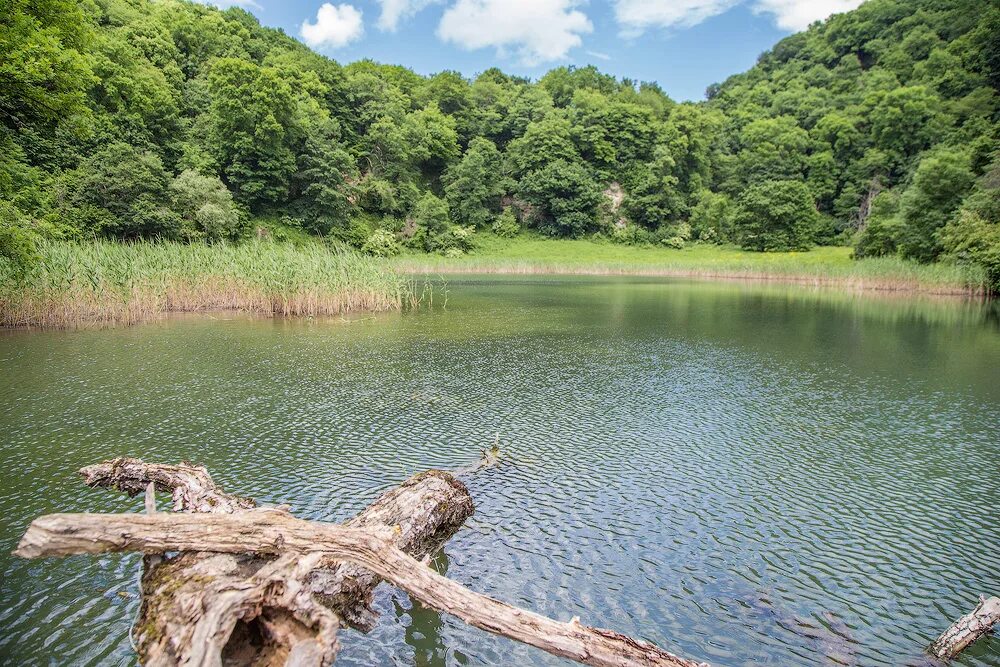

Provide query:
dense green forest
left=2, top=0, right=999, bottom=289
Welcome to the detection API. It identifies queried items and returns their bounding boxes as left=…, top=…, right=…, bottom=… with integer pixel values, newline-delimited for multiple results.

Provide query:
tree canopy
left=1, top=0, right=998, bottom=284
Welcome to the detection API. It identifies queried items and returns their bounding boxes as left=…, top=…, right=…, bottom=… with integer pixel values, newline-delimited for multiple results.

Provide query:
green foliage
left=208, top=58, right=297, bottom=207
left=735, top=180, right=818, bottom=252
left=63, top=142, right=179, bottom=239
left=688, top=189, right=735, bottom=243
left=410, top=192, right=451, bottom=252
left=622, top=146, right=684, bottom=229
left=517, top=160, right=603, bottom=238
left=940, top=158, right=1000, bottom=292
left=0, top=0, right=995, bottom=276
left=492, top=207, right=520, bottom=238
left=505, top=117, right=581, bottom=178
left=898, top=150, right=975, bottom=262
left=0, top=0, right=94, bottom=130
left=169, top=170, right=244, bottom=241
left=361, top=228, right=402, bottom=257
left=0, top=201, right=40, bottom=280
left=292, top=120, right=357, bottom=234
left=854, top=190, right=903, bottom=258
left=444, top=137, right=508, bottom=227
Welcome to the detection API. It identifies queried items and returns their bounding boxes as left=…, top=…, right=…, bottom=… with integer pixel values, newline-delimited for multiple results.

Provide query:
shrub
left=735, top=180, right=817, bottom=252
left=361, top=229, right=402, bottom=257
left=169, top=170, right=245, bottom=242
left=688, top=189, right=735, bottom=243
left=517, top=160, right=602, bottom=237
left=492, top=208, right=520, bottom=238
left=0, top=202, right=39, bottom=281
left=64, top=143, right=180, bottom=239
left=854, top=190, right=903, bottom=258
left=410, top=192, right=451, bottom=252
left=898, top=150, right=975, bottom=262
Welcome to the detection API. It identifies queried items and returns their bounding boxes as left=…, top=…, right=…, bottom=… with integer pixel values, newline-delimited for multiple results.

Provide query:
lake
left=1, top=276, right=998, bottom=666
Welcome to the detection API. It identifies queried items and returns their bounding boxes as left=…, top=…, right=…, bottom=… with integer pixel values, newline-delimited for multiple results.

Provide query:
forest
left=2, top=0, right=999, bottom=290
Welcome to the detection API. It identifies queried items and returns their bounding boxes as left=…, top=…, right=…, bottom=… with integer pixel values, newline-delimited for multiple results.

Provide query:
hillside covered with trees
left=2, top=0, right=999, bottom=289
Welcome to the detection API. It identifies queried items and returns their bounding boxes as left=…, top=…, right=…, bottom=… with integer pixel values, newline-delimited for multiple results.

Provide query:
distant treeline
left=1, top=0, right=998, bottom=289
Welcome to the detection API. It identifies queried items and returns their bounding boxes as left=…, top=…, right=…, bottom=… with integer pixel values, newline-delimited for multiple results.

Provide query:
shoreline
left=395, top=262, right=982, bottom=298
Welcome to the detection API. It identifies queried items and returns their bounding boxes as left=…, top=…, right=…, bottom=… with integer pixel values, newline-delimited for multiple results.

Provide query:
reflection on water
left=0, top=277, right=998, bottom=667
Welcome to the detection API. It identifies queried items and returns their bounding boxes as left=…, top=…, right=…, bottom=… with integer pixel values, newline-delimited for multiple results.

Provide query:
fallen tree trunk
left=16, top=511, right=708, bottom=667
left=75, top=458, right=474, bottom=665
left=929, top=596, right=1000, bottom=660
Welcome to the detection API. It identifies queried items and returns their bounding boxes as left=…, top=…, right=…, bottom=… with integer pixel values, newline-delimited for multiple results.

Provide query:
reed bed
left=1, top=240, right=407, bottom=328
left=394, top=236, right=984, bottom=296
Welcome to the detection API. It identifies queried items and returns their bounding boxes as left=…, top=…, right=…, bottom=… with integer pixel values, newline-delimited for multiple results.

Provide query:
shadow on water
left=394, top=551, right=469, bottom=667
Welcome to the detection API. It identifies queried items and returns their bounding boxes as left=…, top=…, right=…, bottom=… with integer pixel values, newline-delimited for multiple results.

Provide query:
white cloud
left=376, top=0, right=441, bottom=31
left=437, top=0, right=592, bottom=65
left=586, top=50, right=612, bottom=61
left=196, top=0, right=262, bottom=9
left=614, top=0, right=865, bottom=34
left=752, top=0, right=865, bottom=31
left=614, top=0, right=740, bottom=33
left=300, top=3, right=364, bottom=48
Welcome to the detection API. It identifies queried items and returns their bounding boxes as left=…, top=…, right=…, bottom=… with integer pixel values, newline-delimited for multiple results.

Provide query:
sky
left=207, top=0, right=866, bottom=101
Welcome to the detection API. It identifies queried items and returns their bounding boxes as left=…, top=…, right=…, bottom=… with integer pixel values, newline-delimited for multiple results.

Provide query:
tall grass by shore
left=394, top=235, right=985, bottom=295
left=0, top=240, right=407, bottom=328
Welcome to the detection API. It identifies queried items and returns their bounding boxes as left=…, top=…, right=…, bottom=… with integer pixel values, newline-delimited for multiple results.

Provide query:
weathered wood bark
left=76, top=458, right=473, bottom=666
left=16, top=511, right=708, bottom=667
left=80, top=458, right=256, bottom=513
left=929, top=596, right=1000, bottom=660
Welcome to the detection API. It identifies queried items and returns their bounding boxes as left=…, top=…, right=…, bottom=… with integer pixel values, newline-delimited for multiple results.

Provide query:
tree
left=869, top=86, right=946, bottom=172
left=402, top=103, right=461, bottom=177
left=410, top=192, right=451, bottom=252
left=65, top=142, right=179, bottom=239
left=517, top=160, right=603, bottom=237
left=444, top=138, right=508, bottom=228
left=207, top=58, right=297, bottom=208
left=733, top=117, right=811, bottom=188
left=292, top=120, right=357, bottom=234
left=854, top=190, right=903, bottom=258
left=505, top=117, right=581, bottom=179
left=735, top=180, right=818, bottom=251
left=169, top=170, right=244, bottom=241
left=622, top=146, right=684, bottom=229
left=0, top=201, right=39, bottom=281
left=898, top=150, right=975, bottom=262
left=0, top=0, right=93, bottom=130
left=939, top=157, right=1000, bottom=291
left=688, top=189, right=736, bottom=243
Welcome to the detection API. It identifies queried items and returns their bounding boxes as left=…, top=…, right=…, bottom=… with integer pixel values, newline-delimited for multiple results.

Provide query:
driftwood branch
left=80, top=457, right=255, bottom=513
left=76, top=458, right=474, bottom=665
left=930, top=596, right=1000, bottom=660
left=16, top=511, right=707, bottom=667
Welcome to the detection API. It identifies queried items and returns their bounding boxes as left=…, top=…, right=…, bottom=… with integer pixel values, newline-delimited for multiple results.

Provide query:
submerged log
left=16, top=511, right=708, bottom=667
left=929, top=596, right=1000, bottom=660
left=75, top=458, right=474, bottom=665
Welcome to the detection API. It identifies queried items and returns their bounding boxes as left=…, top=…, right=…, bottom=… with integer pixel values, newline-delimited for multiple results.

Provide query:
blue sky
left=214, top=0, right=865, bottom=101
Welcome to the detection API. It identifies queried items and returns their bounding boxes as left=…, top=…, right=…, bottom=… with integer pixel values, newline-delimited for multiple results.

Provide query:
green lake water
left=1, top=276, right=999, bottom=666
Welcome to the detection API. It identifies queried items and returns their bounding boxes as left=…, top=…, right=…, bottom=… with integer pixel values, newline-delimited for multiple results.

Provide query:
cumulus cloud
left=614, top=0, right=865, bottom=34
left=752, top=0, right=865, bottom=31
left=376, top=0, right=441, bottom=31
left=300, top=3, right=364, bottom=48
left=437, top=0, right=592, bottom=65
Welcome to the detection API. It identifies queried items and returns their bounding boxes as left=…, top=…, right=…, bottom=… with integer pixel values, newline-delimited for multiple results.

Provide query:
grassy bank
left=393, top=234, right=984, bottom=295
left=0, top=240, right=407, bottom=328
